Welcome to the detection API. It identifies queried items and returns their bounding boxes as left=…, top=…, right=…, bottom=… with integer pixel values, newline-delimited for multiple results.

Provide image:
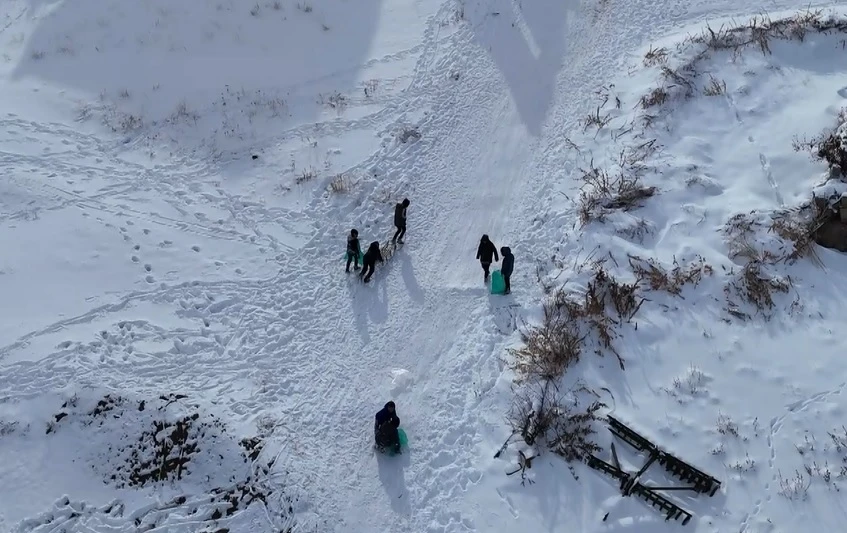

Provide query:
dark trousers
left=481, top=261, right=491, bottom=279
left=375, top=424, right=400, bottom=451
left=361, top=261, right=375, bottom=282
left=393, top=223, right=406, bottom=242
left=504, top=274, right=511, bottom=293
left=346, top=252, right=360, bottom=272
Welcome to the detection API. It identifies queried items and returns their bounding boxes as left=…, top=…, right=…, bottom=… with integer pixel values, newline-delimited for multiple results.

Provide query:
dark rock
left=814, top=219, right=847, bottom=252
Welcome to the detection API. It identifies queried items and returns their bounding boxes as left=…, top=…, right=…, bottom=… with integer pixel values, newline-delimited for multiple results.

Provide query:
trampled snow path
left=1, top=0, right=845, bottom=531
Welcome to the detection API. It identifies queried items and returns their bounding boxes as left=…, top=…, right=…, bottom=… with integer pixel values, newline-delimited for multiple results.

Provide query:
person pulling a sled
left=393, top=198, right=410, bottom=244
left=374, top=401, right=401, bottom=454
left=476, top=234, right=499, bottom=282
left=500, top=246, right=514, bottom=295
left=346, top=229, right=362, bottom=273
left=360, top=241, right=384, bottom=283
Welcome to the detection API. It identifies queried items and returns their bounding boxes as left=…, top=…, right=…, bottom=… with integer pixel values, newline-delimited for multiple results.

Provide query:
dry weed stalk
left=577, top=154, right=657, bottom=225
left=510, top=264, right=644, bottom=379
left=628, top=255, right=713, bottom=295
left=507, top=380, right=604, bottom=463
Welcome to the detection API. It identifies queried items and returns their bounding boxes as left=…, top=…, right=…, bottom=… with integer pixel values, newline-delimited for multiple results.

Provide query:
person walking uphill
left=476, top=234, right=499, bottom=282
left=374, top=401, right=401, bottom=454
left=346, top=229, right=362, bottom=273
left=360, top=241, right=383, bottom=283
left=392, top=198, right=410, bottom=244
left=500, top=246, right=514, bottom=295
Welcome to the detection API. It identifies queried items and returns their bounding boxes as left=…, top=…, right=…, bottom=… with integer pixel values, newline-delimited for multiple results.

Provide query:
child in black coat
left=374, top=401, right=401, bottom=453
left=500, top=246, right=514, bottom=295
left=476, top=234, right=499, bottom=281
left=360, top=241, right=384, bottom=283
left=346, top=229, right=362, bottom=273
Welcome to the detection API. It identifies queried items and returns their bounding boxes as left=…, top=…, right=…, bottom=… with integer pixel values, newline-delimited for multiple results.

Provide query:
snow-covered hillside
left=2, top=0, right=847, bottom=532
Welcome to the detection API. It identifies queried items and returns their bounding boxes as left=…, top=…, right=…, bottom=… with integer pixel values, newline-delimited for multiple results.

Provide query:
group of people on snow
left=349, top=198, right=516, bottom=452
left=476, top=234, right=513, bottom=295
left=345, top=198, right=410, bottom=283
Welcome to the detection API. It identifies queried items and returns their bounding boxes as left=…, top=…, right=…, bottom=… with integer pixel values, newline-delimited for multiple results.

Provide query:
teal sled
left=490, top=270, right=506, bottom=295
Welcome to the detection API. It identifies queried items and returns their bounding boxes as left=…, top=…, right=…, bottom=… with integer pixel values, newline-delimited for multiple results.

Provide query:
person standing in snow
left=500, top=246, right=514, bottom=295
left=360, top=241, right=384, bottom=283
left=346, top=229, right=362, bottom=273
left=374, top=401, right=401, bottom=454
left=476, top=234, right=499, bottom=282
left=392, top=198, right=410, bottom=244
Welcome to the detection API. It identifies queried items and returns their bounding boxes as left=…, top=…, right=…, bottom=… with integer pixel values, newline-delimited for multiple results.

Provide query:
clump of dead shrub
left=725, top=208, right=824, bottom=267
left=724, top=261, right=790, bottom=319
left=507, top=380, right=605, bottom=465
left=642, top=45, right=668, bottom=67
left=578, top=141, right=660, bottom=225
left=720, top=209, right=828, bottom=318
left=510, top=263, right=643, bottom=378
left=328, top=173, right=351, bottom=193
left=639, top=87, right=668, bottom=109
left=793, top=108, right=847, bottom=177
left=628, top=254, right=713, bottom=295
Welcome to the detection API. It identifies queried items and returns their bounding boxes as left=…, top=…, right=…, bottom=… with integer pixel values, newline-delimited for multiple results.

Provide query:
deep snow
left=3, top=0, right=847, bottom=532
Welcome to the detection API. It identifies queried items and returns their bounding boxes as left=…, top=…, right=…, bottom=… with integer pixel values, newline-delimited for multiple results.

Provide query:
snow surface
left=2, top=0, right=847, bottom=532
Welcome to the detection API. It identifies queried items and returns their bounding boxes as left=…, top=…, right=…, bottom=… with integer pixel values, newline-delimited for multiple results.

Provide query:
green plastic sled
left=344, top=251, right=365, bottom=263
left=490, top=270, right=506, bottom=295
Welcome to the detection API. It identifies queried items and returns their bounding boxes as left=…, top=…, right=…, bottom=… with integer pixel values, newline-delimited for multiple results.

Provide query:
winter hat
left=402, top=198, right=410, bottom=207
left=385, top=401, right=396, bottom=410
left=351, top=229, right=358, bottom=237
left=481, top=234, right=489, bottom=241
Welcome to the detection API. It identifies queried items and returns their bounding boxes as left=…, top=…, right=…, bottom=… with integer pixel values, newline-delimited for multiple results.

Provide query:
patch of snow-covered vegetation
left=4, top=0, right=847, bottom=532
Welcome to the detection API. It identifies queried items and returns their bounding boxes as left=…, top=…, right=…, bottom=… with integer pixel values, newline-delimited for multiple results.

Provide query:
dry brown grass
left=507, top=380, right=605, bottom=464
left=703, top=75, right=727, bottom=96
left=577, top=143, right=660, bottom=225
left=510, top=264, right=643, bottom=379
left=793, top=108, right=847, bottom=176
left=328, top=173, right=351, bottom=193
left=724, top=261, right=790, bottom=319
left=639, top=87, right=669, bottom=109
left=628, top=254, right=713, bottom=295
left=719, top=209, right=827, bottom=318
left=643, top=45, right=669, bottom=67
left=580, top=106, right=613, bottom=133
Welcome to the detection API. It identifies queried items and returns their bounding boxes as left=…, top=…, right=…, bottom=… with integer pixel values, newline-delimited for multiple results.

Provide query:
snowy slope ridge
left=2, top=1, right=847, bottom=533
left=496, top=7, right=847, bottom=533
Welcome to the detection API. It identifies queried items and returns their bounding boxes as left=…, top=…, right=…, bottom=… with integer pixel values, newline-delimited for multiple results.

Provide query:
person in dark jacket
left=476, top=234, right=499, bottom=282
left=392, top=198, right=410, bottom=244
left=346, top=229, right=362, bottom=273
left=500, top=246, right=514, bottom=295
left=360, top=241, right=384, bottom=283
left=374, top=401, right=401, bottom=453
